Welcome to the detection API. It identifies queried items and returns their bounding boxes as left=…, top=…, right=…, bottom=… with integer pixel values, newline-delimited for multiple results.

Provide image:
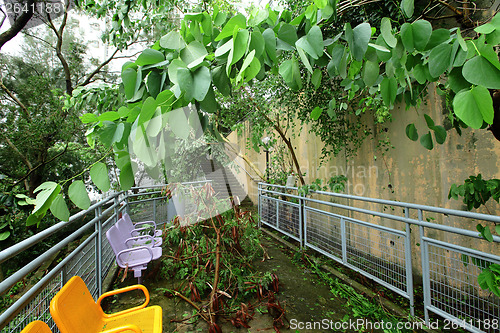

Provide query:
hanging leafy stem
left=27, top=2, right=500, bottom=224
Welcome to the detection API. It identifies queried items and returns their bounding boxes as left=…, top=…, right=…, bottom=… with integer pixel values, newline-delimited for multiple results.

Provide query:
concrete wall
left=226, top=84, right=500, bottom=280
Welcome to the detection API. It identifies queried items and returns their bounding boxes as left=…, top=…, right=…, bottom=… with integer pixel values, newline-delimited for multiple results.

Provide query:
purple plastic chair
left=122, top=213, right=163, bottom=238
left=116, top=218, right=162, bottom=247
left=106, top=224, right=162, bottom=283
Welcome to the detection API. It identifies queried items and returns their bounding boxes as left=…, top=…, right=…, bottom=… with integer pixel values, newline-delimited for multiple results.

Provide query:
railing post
left=153, top=198, right=157, bottom=223
left=341, top=217, right=347, bottom=265
left=95, top=206, right=102, bottom=296
left=418, top=209, right=430, bottom=326
left=258, top=183, right=262, bottom=228
left=299, top=191, right=305, bottom=248
left=404, top=207, right=415, bottom=317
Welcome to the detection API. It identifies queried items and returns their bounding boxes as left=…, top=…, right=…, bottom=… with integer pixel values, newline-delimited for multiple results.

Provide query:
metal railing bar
left=0, top=200, right=121, bottom=293
left=300, top=195, right=500, bottom=243
left=307, top=189, right=500, bottom=224
left=126, top=191, right=163, bottom=199
left=422, top=237, right=500, bottom=263
left=259, top=182, right=299, bottom=191
left=343, top=262, right=410, bottom=299
left=126, top=196, right=169, bottom=205
left=304, top=206, right=407, bottom=237
left=0, top=194, right=122, bottom=265
left=260, top=220, right=301, bottom=242
left=426, top=306, right=484, bottom=333
left=261, top=182, right=500, bottom=223
left=0, top=229, right=97, bottom=330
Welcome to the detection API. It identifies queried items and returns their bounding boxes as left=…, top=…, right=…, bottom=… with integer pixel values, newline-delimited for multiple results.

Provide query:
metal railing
left=258, top=182, right=500, bottom=333
left=0, top=181, right=209, bottom=333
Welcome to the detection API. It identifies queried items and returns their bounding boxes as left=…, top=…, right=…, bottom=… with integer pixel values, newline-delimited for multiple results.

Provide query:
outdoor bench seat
left=115, top=218, right=163, bottom=247
left=106, top=223, right=162, bottom=282
left=123, top=213, right=162, bottom=238
left=50, top=276, right=162, bottom=333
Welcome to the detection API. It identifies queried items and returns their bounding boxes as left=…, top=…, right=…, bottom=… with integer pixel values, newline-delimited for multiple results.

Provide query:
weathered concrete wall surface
left=226, top=85, right=500, bottom=278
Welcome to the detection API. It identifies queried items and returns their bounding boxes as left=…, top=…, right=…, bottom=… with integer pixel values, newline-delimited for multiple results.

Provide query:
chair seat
left=100, top=306, right=162, bottom=333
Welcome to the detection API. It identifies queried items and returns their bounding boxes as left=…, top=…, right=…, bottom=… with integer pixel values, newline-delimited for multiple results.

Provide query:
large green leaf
left=425, top=29, right=451, bottom=50
left=119, top=162, right=135, bottom=191
left=180, top=41, right=208, bottom=69
left=90, top=162, right=110, bottom=192
left=400, top=20, right=432, bottom=52
left=122, top=68, right=138, bottom=100
left=262, top=28, right=277, bottom=63
left=177, top=67, right=194, bottom=100
left=462, top=56, right=500, bottom=89
left=215, top=14, right=246, bottom=41
left=136, top=49, right=165, bottom=66
left=428, top=43, right=453, bottom=78
left=230, top=29, right=250, bottom=66
left=362, top=60, right=379, bottom=87
left=32, top=182, right=61, bottom=217
left=406, top=123, right=418, bottom=141
left=50, top=194, right=70, bottom=222
left=98, top=122, right=125, bottom=148
left=249, top=30, right=265, bottom=58
left=381, top=17, right=397, bottom=48
left=212, top=66, right=231, bottom=96
left=147, top=71, right=162, bottom=98
left=68, top=180, right=91, bottom=210
left=297, top=46, right=313, bottom=74
left=295, top=25, right=323, bottom=59
left=380, top=76, right=398, bottom=106
left=236, top=50, right=256, bottom=82
left=420, top=132, right=434, bottom=150
left=348, top=22, right=371, bottom=62
left=138, top=97, right=158, bottom=127
left=192, top=66, right=211, bottom=101
left=453, top=86, right=494, bottom=128
left=312, top=68, right=322, bottom=89
left=160, top=31, right=186, bottom=50
left=200, top=86, right=219, bottom=113
left=279, top=56, right=302, bottom=90
left=401, top=0, right=414, bottom=18
left=278, top=23, right=298, bottom=46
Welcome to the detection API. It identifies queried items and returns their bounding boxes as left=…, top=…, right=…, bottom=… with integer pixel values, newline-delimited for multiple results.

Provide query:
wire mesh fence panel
left=304, top=208, right=342, bottom=261
left=1, top=275, right=62, bottom=333
left=65, top=238, right=98, bottom=299
left=426, top=241, right=500, bottom=333
left=345, top=219, right=408, bottom=294
left=260, top=196, right=277, bottom=228
left=277, top=201, right=300, bottom=241
left=102, top=220, right=116, bottom=282
left=128, top=200, right=155, bottom=223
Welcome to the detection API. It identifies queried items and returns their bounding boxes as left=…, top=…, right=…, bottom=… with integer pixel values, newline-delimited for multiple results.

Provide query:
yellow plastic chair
left=50, top=276, right=162, bottom=333
left=21, top=321, right=52, bottom=333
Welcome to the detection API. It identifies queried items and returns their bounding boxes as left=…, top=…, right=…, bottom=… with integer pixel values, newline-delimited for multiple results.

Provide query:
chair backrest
left=122, top=213, right=135, bottom=228
left=116, top=217, right=135, bottom=240
left=50, top=276, right=101, bottom=333
left=106, top=223, right=128, bottom=256
left=21, top=321, right=52, bottom=333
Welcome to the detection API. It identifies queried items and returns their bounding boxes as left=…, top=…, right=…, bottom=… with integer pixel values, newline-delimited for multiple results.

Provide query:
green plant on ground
left=159, top=183, right=287, bottom=331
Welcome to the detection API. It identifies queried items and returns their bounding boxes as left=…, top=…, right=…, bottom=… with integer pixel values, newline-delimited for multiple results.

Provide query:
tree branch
left=46, top=3, right=73, bottom=95
left=0, top=132, right=33, bottom=170
left=0, top=78, right=32, bottom=122
left=0, top=0, right=35, bottom=50
left=80, top=48, right=120, bottom=87
left=11, top=144, right=69, bottom=189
